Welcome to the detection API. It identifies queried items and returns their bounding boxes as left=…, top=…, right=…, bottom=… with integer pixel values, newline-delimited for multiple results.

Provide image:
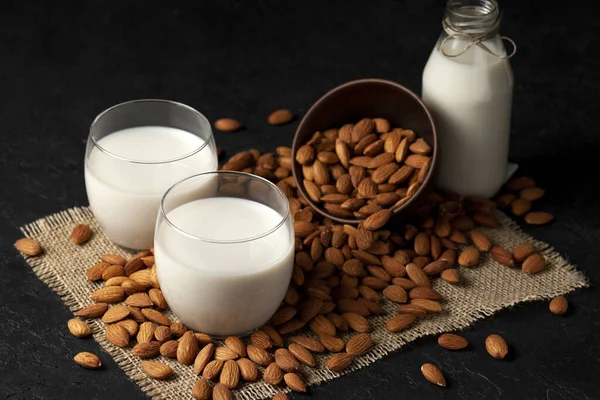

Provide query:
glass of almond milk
left=154, top=171, right=295, bottom=337
left=84, top=100, right=218, bottom=250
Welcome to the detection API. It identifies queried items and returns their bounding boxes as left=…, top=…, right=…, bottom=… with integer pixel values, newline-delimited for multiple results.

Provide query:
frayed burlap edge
left=18, top=206, right=589, bottom=400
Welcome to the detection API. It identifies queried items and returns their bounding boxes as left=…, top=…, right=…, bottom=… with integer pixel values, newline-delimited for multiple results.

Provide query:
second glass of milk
left=154, top=171, right=295, bottom=337
left=84, top=99, right=218, bottom=250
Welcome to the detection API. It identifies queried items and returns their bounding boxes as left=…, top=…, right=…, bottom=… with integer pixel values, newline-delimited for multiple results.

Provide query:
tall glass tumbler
left=84, top=99, right=218, bottom=250
left=154, top=171, right=295, bottom=337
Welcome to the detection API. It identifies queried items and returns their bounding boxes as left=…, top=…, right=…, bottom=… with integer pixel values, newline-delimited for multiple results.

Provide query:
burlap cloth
left=19, top=206, right=588, bottom=399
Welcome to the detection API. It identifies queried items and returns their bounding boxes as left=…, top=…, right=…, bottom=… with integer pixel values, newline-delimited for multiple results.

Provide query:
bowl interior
left=292, top=78, right=438, bottom=224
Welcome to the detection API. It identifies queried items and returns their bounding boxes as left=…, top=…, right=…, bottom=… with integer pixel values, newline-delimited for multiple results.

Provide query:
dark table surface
left=1, top=1, right=599, bottom=399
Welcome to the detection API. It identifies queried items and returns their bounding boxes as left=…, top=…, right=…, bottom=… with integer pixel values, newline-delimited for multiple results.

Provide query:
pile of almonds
left=294, top=117, right=432, bottom=220
left=14, top=140, right=568, bottom=399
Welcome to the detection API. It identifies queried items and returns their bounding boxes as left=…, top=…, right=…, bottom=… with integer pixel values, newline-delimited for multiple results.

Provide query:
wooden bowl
left=291, top=78, right=438, bottom=225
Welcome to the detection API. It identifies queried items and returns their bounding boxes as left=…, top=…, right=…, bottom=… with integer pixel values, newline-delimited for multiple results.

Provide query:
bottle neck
left=443, top=0, right=500, bottom=38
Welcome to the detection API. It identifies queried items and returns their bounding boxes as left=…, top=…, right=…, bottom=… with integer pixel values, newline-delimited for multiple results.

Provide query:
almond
left=385, top=314, right=416, bottom=332
left=346, top=333, right=373, bottom=356
left=246, top=344, right=273, bottom=367
left=268, top=109, right=294, bottom=125
left=524, top=211, right=554, bottom=225
left=351, top=118, right=374, bottom=143
left=146, top=288, right=166, bottom=309
left=87, top=262, right=110, bottom=281
left=271, top=307, right=297, bottom=326
left=363, top=209, right=392, bottom=231
left=15, top=237, right=43, bottom=256
left=224, top=336, right=246, bottom=357
left=522, top=253, right=545, bottom=274
left=203, top=359, right=225, bottom=380
left=395, top=137, right=409, bottom=163
left=132, top=341, right=161, bottom=358
left=219, top=359, right=240, bottom=389
left=405, top=263, right=430, bottom=287
left=194, top=332, right=213, bottom=345
left=105, top=276, right=129, bottom=286
left=472, top=212, right=501, bottom=228
left=278, top=319, right=306, bottom=335
left=288, top=343, right=316, bottom=367
left=284, top=372, right=306, bottom=392
left=458, top=246, right=480, bottom=267
left=356, top=225, right=374, bottom=250
left=212, top=383, right=232, bottom=400
left=105, top=323, right=129, bottom=347
left=192, top=342, right=215, bottom=374
left=320, top=334, right=345, bottom=352
left=100, top=254, right=126, bottom=266
left=236, top=358, right=258, bottom=382
left=178, top=331, right=199, bottom=365
left=549, top=295, right=568, bottom=315
left=438, top=333, right=468, bottom=350
left=300, top=297, right=324, bottom=323
left=90, top=286, right=125, bottom=303
left=520, top=187, right=545, bottom=201
left=352, top=249, right=382, bottom=265
left=440, top=269, right=461, bottom=284
left=74, top=303, right=108, bottom=318
left=304, top=180, right=322, bottom=203
left=102, top=305, right=130, bottom=324
left=414, top=232, right=430, bottom=255
left=129, top=269, right=153, bottom=287
left=373, top=117, right=390, bottom=133
left=310, top=314, right=336, bottom=336
left=511, top=198, right=531, bottom=216
left=469, top=230, right=491, bottom=251
left=141, top=308, right=170, bottom=326
left=275, top=348, right=301, bottom=372
left=404, top=154, right=429, bottom=169
left=383, top=285, right=408, bottom=303
left=372, top=163, right=399, bottom=184
left=326, top=353, right=354, bottom=372
left=142, top=360, right=173, bottom=380
left=67, top=318, right=92, bottom=338
left=192, top=378, right=212, bottom=400
left=214, top=118, right=242, bottom=132
left=491, top=246, right=516, bottom=267
left=263, top=362, right=284, bottom=385
left=494, top=192, right=516, bottom=208
left=395, top=304, right=428, bottom=317
left=337, top=298, right=369, bottom=316
left=122, top=279, right=147, bottom=294
left=392, top=277, right=417, bottom=290
left=421, top=363, right=446, bottom=387
left=124, top=257, right=146, bottom=276
left=312, top=160, right=330, bottom=185
left=160, top=340, right=179, bottom=358
left=340, top=312, right=370, bottom=332
left=422, top=259, right=450, bottom=276
left=485, top=334, right=508, bottom=359
left=409, top=286, right=442, bottom=300
left=513, top=242, right=536, bottom=263
left=410, top=298, right=443, bottom=313
left=71, top=224, right=92, bottom=244
left=215, top=346, right=239, bottom=361
left=125, top=292, right=154, bottom=308
left=74, top=352, right=102, bottom=369
left=290, top=336, right=325, bottom=353
left=507, top=176, right=535, bottom=191
left=137, top=322, right=156, bottom=343
left=154, top=326, right=172, bottom=342
left=433, top=218, right=452, bottom=238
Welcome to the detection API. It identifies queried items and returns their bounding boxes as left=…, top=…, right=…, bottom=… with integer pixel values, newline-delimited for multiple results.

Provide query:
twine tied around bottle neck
left=440, top=17, right=517, bottom=59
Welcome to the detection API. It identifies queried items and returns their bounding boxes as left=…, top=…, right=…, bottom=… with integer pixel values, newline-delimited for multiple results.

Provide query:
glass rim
left=89, top=99, right=213, bottom=165
left=159, top=171, right=291, bottom=244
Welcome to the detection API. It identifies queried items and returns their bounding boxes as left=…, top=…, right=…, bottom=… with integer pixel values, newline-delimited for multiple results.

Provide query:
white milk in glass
left=154, top=197, right=294, bottom=337
left=85, top=126, right=217, bottom=250
left=422, top=6, right=514, bottom=198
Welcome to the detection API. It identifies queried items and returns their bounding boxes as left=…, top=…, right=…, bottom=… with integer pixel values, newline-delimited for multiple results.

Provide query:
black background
left=1, top=1, right=599, bottom=399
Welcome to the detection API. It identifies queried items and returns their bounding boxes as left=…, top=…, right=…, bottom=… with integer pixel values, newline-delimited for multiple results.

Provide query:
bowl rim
left=291, top=77, right=438, bottom=225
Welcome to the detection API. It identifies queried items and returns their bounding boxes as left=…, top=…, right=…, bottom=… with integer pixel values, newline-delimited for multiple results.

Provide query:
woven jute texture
left=19, top=206, right=588, bottom=400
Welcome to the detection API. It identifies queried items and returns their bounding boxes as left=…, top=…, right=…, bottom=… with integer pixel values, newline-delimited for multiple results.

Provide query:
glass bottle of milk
left=422, top=0, right=516, bottom=198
